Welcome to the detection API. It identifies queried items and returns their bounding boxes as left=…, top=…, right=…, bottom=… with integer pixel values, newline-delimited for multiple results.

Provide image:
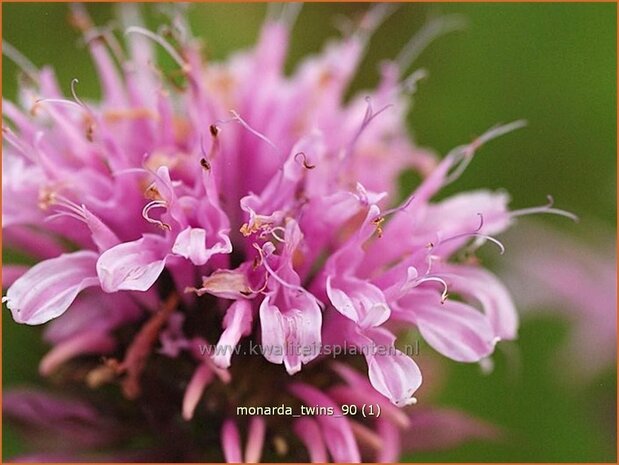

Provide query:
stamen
left=252, top=243, right=308, bottom=296
left=2, top=41, right=38, bottom=83
left=511, top=195, right=578, bottom=222
left=401, top=68, right=428, bottom=95
left=70, top=78, right=90, bottom=112
left=439, top=231, right=506, bottom=255
left=70, top=78, right=96, bottom=141
left=371, top=216, right=385, bottom=238
left=229, top=110, right=279, bottom=153
left=142, top=200, right=171, bottom=231
left=396, top=14, right=467, bottom=71
left=294, top=152, right=316, bottom=169
left=125, top=26, right=189, bottom=71
left=200, top=158, right=211, bottom=171
left=474, top=212, right=484, bottom=232
left=382, top=193, right=416, bottom=217
left=409, top=275, right=449, bottom=304
left=355, top=3, right=397, bottom=44
left=200, top=127, right=219, bottom=166
left=348, top=96, right=393, bottom=155
left=32, top=98, right=84, bottom=114
left=444, top=120, right=527, bottom=186
left=262, top=226, right=287, bottom=243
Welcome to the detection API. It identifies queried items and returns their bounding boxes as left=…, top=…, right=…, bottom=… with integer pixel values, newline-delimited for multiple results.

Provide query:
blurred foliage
left=2, top=3, right=616, bottom=462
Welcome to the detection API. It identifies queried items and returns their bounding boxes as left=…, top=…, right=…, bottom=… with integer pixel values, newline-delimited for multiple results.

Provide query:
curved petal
left=97, top=235, right=168, bottom=292
left=411, top=298, right=496, bottom=362
left=213, top=300, right=253, bottom=368
left=360, top=327, right=422, bottom=406
left=259, top=295, right=285, bottom=365
left=172, top=226, right=232, bottom=266
left=3, top=251, right=99, bottom=325
left=294, top=417, right=328, bottom=463
left=289, top=383, right=361, bottom=463
left=441, top=264, right=518, bottom=340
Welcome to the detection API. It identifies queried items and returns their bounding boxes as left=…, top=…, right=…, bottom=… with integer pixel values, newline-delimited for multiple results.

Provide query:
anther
left=200, top=158, right=211, bottom=171
left=294, top=152, right=316, bottom=170
left=372, top=216, right=385, bottom=238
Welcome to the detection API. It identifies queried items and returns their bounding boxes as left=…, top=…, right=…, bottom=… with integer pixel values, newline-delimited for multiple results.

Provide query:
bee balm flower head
left=3, top=4, right=575, bottom=462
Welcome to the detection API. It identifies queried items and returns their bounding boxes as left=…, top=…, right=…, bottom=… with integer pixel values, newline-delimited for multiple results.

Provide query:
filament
left=125, top=26, right=188, bottom=70
left=512, top=195, right=578, bottom=222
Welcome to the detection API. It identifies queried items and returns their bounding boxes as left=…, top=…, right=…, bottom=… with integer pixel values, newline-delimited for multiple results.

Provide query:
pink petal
left=405, top=297, right=496, bottom=362
left=258, top=296, right=285, bottom=366
left=39, top=330, right=116, bottom=376
left=97, top=235, right=168, bottom=292
left=259, top=293, right=322, bottom=375
left=221, top=420, right=243, bottom=463
left=3, top=251, right=99, bottom=325
left=294, top=417, right=328, bottom=463
left=376, top=418, right=401, bottom=463
left=182, top=363, right=214, bottom=421
left=172, top=226, right=232, bottom=266
left=289, top=383, right=361, bottom=463
left=2, top=264, right=28, bottom=288
left=244, top=416, right=266, bottom=463
left=403, top=407, right=501, bottom=452
left=327, top=276, right=391, bottom=328
left=213, top=300, right=253, bottom=368
left=361, top=327, right=422, bottom=406
left=441, top=264, right=518, bottom=340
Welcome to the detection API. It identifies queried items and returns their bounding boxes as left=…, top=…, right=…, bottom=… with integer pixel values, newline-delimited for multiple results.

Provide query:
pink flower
left=499, top=220, right=615, bottom=382
left=3, top=4, right=575, bottom=462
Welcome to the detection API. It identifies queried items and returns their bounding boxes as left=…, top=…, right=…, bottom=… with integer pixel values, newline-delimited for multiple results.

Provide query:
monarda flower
left=3, top=4, right=575, bottom=462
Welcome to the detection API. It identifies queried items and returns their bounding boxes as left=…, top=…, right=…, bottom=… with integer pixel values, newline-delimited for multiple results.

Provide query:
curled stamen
left=512, top=195, right=579, bottom=222
left=261, top=226, right=287, bottom=243
left=404, top=274, right=449, bottom=304
left=125, top=26, right=188, bottom=71
left=440, top=231, right=506, bottom=255
left=246, top=273, right=270, bottom=296
left=417, top=276, right=450, bottom=304
left=474, top=212, right=484, bottom=232
left=142, top=200, right=171, bottom=231
left=70, top=79, right=90, bottom=112
left=294, top=152, right=315, bottom=170
left=70, top=78, right=96, bottom=141
left=229, top=110, right=279, bottom=153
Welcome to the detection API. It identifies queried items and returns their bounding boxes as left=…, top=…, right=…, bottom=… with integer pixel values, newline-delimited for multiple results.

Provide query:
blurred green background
left=3, top=2, right=616, bottom=462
